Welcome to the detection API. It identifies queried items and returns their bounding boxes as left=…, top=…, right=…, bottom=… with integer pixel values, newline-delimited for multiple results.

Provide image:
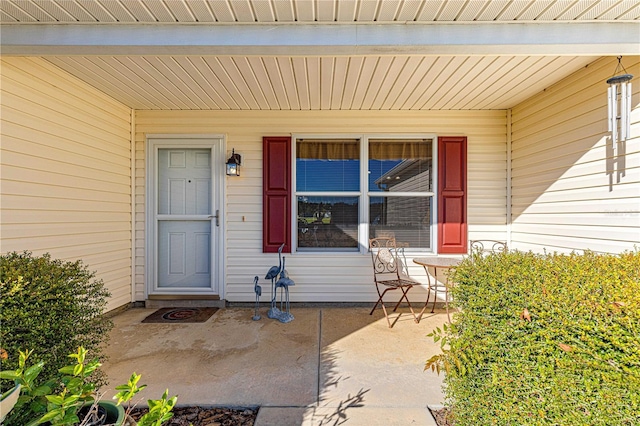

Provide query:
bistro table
left=413, top=257, right=462, bottom=322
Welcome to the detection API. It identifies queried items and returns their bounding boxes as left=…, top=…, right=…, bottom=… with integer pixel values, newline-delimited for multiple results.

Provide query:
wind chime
left=607, top=56, right=633, bottom=146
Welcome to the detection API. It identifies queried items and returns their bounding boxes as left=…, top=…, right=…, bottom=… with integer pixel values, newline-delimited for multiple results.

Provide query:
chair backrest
left=469, top=240, right=507, bottom=255
left=369, top=237, right=402, bottom=282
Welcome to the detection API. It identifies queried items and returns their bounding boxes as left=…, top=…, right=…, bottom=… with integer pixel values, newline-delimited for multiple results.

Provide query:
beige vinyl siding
left=0, top=57, right=133, bottom=311
left=135, top=110, right=507, bottom=302
left=511, top=56, right=640, bottom=254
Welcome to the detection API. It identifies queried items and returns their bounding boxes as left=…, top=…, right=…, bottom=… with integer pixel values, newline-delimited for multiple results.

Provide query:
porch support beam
left=2, top=22, right=638, bottom=56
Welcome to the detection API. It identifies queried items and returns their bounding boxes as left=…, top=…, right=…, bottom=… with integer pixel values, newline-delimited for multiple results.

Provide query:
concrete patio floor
left=101, top=306, right=448, bottom=425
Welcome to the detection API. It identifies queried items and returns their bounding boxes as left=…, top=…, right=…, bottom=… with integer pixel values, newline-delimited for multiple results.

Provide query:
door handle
left=208, top=210, right=220, bottom=226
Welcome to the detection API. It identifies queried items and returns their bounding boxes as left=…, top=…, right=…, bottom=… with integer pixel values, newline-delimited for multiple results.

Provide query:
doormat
left=141, top=307, right=219, bottom=323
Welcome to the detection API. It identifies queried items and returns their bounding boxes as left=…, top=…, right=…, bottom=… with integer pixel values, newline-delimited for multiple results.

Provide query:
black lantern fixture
left=226, top=149, right=242, bottom=176
left=607, top=56, right=633, bottom=144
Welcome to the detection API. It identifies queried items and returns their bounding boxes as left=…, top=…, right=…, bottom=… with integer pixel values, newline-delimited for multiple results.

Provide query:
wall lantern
left=226, top=149, right=242, bottom=176
left=607, top=56, right=633, bottom=144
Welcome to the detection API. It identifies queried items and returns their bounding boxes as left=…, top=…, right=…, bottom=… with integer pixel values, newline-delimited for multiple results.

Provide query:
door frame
left=145, top=134, right=226, bottom=299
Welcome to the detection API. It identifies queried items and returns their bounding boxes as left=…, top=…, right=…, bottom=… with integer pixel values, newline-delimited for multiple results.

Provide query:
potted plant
left=0, top=347, right=176, bottom=426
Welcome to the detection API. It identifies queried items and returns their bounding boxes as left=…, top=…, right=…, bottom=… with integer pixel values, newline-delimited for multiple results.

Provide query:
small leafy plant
left=0, top=347, right=177, bottom=426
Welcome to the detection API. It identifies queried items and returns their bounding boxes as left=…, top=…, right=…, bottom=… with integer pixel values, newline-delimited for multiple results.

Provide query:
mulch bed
left=130, top=406, right=257, bottom=425
left=132, top=405, right=449, bottom=425
left=429, top=407, right=454, bottom=426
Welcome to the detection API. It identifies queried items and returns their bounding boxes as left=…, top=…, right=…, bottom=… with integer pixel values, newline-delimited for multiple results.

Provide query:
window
left=294, top=136, right=434, bottom=252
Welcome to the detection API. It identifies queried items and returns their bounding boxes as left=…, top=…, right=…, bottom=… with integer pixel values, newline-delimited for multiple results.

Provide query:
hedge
left=0, top=252, right=113, bottom=395
left=428, top=249, right=640, bottom=425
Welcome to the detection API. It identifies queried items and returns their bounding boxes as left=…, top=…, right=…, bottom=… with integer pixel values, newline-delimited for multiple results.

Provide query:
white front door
left=147, top=138, right=224, bottom=296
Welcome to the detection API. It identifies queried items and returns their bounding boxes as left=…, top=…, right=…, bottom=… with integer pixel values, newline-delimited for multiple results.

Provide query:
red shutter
left=438, top=136, right=467, bottom=254
left=263, top=137, right=292, bottom=253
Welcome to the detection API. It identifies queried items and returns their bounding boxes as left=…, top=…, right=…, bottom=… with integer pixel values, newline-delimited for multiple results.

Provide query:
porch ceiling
left=1, top=0, right=638, bottom=111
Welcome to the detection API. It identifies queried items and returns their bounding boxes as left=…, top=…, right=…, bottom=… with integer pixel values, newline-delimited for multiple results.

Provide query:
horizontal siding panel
left=1, top=210, right=130, bottom=224
left=512, top=153, right=640, bottom=184
left=2, top=63, right=131, bottom=133
left=514, top=213, right=640, bottom=228
left=510, top=233, right=638, bottom=255
left=1, top=57, right=133, bottom=312
left=1, top=222, right=131, bottom=239
left=511, top=56, right=639, bottom=255
left=512, top=183, right=640, bottom=205
left=2, top=115, right=130, bottom=162
left=512, top=198, right=638, bottom=216
left=1, top=194, right=129, bottom=212
left=1, top=231, right=130, bottom=250
left=2, top=107, right=130, bottom=159
left=511, top=121, right=606, bottom=162
left=513, top=167, right=640, bottom=195
left=13, top=58, right=131, bottom=120
left=2, top=180, right=130, bottom=204
left=3, top=240, right=132, bottom=262
left=2, top=164, right=130, bottom=195
left=1, top=149, right=128, bottom=186
left=510, top=223, right=638, bottom=241
left=135, top=109, right=506, bottom=302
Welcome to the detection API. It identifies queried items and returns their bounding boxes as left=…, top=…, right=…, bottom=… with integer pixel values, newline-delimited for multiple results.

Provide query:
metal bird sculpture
left=265, top=243, right=284, bottom=303
left=265, top=243, right=294, bottom=323
left=274, top=256, right=295, bottom=314
left=252, top=275, right=261, bottom=321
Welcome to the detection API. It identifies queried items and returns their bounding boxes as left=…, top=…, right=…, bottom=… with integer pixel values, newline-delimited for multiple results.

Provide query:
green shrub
left=427, top=249, right=640, bottom=425
left=1, top=347, right=177, bottom=426
left=0, top=252, right=113, bottom=395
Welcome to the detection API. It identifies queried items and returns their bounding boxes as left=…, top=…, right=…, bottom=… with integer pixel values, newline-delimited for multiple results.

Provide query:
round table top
left=413, top=257, right=462, bottom=268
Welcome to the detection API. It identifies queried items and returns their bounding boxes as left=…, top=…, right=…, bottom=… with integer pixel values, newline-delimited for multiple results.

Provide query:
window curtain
left=369, top=139, right=432, bottom=160
left=297, top=139, right=359, bottom=160
left=296, top=138, right=432, bottom=160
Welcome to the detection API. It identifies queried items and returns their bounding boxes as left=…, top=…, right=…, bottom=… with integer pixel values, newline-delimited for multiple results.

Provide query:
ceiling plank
left=216, top=56, right=261, bottom=109
left=306, top=57, right=321, bottom=110
left=276, top=57, right=300, bottom=110
left=360, top=56, right=394, bottom=110
left=390, top=56, right=438, bottom=109
left=317, top=0, right=335, bottom=21
left=164, top=0, right=197, bottom=22
left=291, top=57, right=310, bottom=110
left=185, top=0, right=215, bottom=22
left=250, top=0, right=275, bottom=21
left=232, top=57, right=270, bottom=109
left=189, top=57, right=238, bottom=109
left=349, top=56, right=380, bottom=109
left=245, top=57, right=280, bottom=109
left=331, top=57, right=349, bottom=110
left=172, top=57, right=226, bottom=108
left=230, top=0, right=255, bottom=22
left=155, top=57, right=214, bottom=109
left=340, top=56, right=365, bottom=109
left=203, top=57, right=251, bottom=109
left=336, top=0, right=357, bottom=21
left=45, top=56, right=160, bottom=109
left=370, top=56, right=410, bottom=110
left=262, top=57, right=290, bottom=109
left=119, top=0, right=156, bottom=22
left=320, top=57, right=334, bottom=110
left=424, top=56, right=485, bottom=109
left=128, top=56, right=197, bottom=109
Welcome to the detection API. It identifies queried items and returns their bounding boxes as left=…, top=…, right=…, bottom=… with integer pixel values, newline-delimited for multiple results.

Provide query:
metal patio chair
left=369, top=237, right=420, bottom=328
left=469, top=240, right=508, bottom=256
